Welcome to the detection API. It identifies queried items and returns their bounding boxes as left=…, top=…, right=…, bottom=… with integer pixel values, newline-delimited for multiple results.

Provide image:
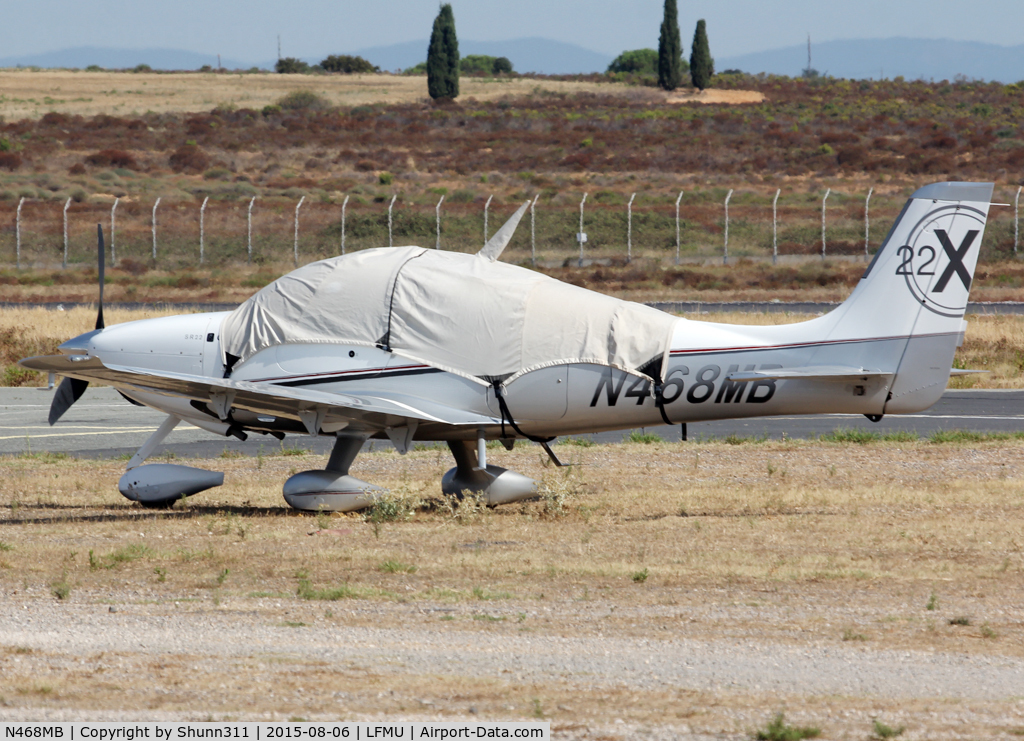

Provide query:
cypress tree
left=657, top=0, right=682, bottom=91
left=427, top=4, right=460, bottom=100
left=689, top=19, right=714, bottom=91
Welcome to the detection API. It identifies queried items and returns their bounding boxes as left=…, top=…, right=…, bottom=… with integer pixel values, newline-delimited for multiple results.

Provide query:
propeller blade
left=49, top=376, right=89, bottom=426
left=96, top=223, right=105, bottom=331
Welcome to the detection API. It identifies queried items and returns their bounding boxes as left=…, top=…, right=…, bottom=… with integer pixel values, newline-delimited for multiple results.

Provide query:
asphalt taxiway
left=2, top=387, right=1021, bottom=460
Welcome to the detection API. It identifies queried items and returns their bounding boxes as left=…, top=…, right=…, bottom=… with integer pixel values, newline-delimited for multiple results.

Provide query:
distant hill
left=0, top=46, right=254, bottom=71
left=353, top=37, right=612, bottom=74
left=7, top=38, right=1019, bottom=82
left=717, top=37, right=1024, bottom=83
left=0, top=39, right=613, bottom=76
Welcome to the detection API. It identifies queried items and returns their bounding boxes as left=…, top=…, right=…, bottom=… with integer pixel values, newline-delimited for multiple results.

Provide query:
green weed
left=871, top=719, right=905, bottom=739
left=379, top=560, right=418, bottom=574
left=50, top=573, right=71, bottom=601
left=89, top=544, right=152, bottom=570
left=625, top=430, right=662, bottom=444
left=631, top=568, right=649, bottom=583
left=755, top=713, right=821, bottom=741
left=820, top=427, right=880, bottom=444
left=472, top=586, right=513, bottom=600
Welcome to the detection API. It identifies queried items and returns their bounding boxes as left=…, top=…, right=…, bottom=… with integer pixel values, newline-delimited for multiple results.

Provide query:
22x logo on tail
left=894, top=205, right=986, bottom=317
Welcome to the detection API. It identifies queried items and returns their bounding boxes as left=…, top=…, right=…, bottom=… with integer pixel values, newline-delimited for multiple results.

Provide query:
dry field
left=4, top=305, right=1024, bottom=389
left=1, top=438, right=1023, bottom=736
left=0, top=70, right=761, bottom=120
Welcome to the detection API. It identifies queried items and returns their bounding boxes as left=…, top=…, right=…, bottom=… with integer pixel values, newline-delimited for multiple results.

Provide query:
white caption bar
left=0, top=724, right=549, bottom=741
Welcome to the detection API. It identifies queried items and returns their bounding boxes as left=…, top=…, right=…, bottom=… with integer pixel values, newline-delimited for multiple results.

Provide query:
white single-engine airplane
left=21, top=181, right=992, bottom=510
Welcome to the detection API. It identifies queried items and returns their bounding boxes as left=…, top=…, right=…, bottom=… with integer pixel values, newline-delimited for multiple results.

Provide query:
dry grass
left=0, top=70, right=761, bottom=120
left=1, top=439, right=1024, bottom=729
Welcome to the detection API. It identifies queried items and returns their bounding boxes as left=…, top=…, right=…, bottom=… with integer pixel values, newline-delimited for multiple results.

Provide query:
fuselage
left=63, top=303, right=955, bottom=442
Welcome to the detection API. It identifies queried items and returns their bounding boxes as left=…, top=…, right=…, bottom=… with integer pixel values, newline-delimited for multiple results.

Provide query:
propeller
left=49, top=224, right=105, bottom=425
left=96, top=223, right=105, bottom=330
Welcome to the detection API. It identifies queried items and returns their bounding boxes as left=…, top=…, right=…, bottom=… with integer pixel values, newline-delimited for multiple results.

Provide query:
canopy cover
left=221, top=248, right=677, bottom=386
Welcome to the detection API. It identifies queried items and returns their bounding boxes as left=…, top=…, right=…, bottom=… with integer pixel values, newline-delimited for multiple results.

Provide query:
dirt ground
left=1, top=440, right=1023, bottom=736
left=0, top=70, right=762, bottom=120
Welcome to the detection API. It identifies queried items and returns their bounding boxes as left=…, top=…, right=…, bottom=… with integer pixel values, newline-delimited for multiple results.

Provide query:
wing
left=19, top=354, right=497, bottom=435
left=726, top=365, right=895, bottom=383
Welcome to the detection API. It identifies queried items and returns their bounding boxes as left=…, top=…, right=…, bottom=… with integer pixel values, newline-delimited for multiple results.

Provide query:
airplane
left=20, top=181, right=992, bottom=511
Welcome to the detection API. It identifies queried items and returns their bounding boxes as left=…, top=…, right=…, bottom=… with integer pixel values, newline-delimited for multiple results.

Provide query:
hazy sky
left=3, top=0, right=1023, bottom=62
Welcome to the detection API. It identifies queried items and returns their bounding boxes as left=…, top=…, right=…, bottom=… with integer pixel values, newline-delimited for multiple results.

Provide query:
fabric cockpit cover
left=221, top=247, right=677, bottom=386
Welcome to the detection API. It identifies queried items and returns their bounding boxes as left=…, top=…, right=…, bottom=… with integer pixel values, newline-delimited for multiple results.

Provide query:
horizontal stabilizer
left=726, top=366, right=894, bottom=383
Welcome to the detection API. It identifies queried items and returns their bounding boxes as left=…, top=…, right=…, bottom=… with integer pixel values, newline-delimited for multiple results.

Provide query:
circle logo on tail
left=894, top=204, right=985, bottom=317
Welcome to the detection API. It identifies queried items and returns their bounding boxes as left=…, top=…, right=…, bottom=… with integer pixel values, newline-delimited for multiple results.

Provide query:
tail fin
left=827, top=181, right=993, bottom=412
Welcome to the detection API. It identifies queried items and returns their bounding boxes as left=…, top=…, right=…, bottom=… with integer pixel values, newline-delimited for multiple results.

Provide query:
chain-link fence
left=3, top=186, right=1021, bottom=270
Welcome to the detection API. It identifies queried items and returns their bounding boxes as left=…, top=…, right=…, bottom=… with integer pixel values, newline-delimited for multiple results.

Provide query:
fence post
left=293, top=195, right=305, bottom=267
left=435, top=194, right=444, bottom=250
left=530, top=194, right=539, bottom=267
left=199, top=196, right=208, bottom=265
left=577, top=192, right=588, bottom=267
left=16, top=197, right=24, bottom=269
left=483, top=194, right=493, bottom=245
left=821, top=188, right=831, bottom=259
left=864, top=187, right=873, bottom=259
left=626, top=192, right=636, bottom=263
left=387, top=195, right=396, bottom=248
left=1015, top=186, right=1021, bottom=256
left=110, top=197, right=119, bottom=265
left=247, top=196, right=256, bottom=263
left=151, top=197, right=161, bottom=262
left=674, top=191, right=683, bottom=265
left=63, top=198, right=71, bottom=269
left=723, top=189, right=733, bottom=265
left=337, top=195, right=348, bottom=255
left=772, top=189, right=780, bottom=265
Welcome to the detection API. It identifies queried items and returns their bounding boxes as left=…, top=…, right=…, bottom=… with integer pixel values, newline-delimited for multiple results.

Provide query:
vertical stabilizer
left=826, top=181, right=993, bottom=412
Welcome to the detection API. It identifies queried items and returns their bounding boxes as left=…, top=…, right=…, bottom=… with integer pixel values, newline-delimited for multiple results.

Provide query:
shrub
left=320, top=54, right=378, bottom=74
left=275, top=57, right=309, bottom=74
left=68, top=162, right=86, bottom=175
left=85, top=149, right=136, bottom=169
left=168, top=144, right=211, bottom=173
left=608, top=49, right=658, bottom=75
left=276, top=90, right=328, bottom=111
left=378, top=172, right=393, bottom=185
left=132, top=64, right=152, bottom=73
left=0, top=152, right=22, bottom=171
left=492, top=56, right=512, bottom=74
left=203, top=167, right=231, bottom=181
left=460, top=55, right=501, bottom=75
